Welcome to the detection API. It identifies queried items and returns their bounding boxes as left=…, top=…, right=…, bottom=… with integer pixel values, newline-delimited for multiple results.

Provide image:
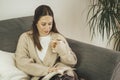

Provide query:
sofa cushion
left=0, top=50, right=30, bottom=80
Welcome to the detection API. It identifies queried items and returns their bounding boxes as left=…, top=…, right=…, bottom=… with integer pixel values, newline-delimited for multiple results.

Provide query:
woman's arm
left=15, top=33, right=49, bottom=76
left=52, top=34, right=77, bottom=67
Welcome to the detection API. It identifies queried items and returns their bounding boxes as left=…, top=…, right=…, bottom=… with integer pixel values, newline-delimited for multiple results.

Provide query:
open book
left=42, top=67, right=75, bottom=80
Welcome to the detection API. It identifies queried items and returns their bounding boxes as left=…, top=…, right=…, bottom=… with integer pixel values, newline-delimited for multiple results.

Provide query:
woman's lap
left=39, top=73, right=81, bottom=80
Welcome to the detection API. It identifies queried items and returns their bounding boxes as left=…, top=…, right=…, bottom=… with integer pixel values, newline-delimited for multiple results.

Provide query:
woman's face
left=36, top=15, right=53, bottom=37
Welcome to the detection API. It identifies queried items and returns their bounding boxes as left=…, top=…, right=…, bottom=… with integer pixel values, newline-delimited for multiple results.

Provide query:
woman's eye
left=41, top=23, right=46, bottom=26
left=48, top=23, right=52, bottom=25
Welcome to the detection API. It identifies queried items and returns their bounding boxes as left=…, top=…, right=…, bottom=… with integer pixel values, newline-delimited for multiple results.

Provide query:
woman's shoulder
left=19, top=30, right=33, bottom=38
left=51, top=32, right=66, bottom=39
left=51, top=32, right=61, bottom=36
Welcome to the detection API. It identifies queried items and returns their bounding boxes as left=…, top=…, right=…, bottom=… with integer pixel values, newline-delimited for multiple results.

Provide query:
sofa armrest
left=111, top=61, right=120, bottom=80
left=67, top=38, right=120, bottom=80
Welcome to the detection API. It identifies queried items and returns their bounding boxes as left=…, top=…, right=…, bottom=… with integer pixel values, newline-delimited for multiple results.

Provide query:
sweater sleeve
left=15, top=33, right=49, bottom=77
left=54, top=34, right=77, bottom=67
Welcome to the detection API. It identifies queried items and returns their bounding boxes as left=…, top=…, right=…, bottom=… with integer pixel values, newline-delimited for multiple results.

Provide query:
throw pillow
left=0, top=50, right=30, bottom=80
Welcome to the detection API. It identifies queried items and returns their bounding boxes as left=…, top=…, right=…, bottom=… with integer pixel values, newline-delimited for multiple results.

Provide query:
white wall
left=0, top=0, right=39, bottom=20
left=0, top=0, right=113, bottom=49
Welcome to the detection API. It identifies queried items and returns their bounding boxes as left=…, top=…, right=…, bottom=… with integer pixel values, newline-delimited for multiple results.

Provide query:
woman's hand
left=51, top=39, right=58, bottom=49
left=51, top=39, right=68, bottom=55
left=48, top=67, right=61, bottom=73
left=48, top=67, right=74, bottom=76
left=51, top=39, right=64, bottom=53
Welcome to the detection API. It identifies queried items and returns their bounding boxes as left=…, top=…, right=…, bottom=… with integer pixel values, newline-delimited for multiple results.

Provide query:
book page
left=42, top=67, right=75, bottom=80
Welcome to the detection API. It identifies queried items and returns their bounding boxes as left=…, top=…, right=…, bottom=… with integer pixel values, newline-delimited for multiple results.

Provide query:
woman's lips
left=44, top=31, right=49, bottom=33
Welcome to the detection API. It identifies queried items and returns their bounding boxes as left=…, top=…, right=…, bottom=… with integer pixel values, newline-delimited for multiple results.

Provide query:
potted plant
left=87, top=0, right=120, bottom=51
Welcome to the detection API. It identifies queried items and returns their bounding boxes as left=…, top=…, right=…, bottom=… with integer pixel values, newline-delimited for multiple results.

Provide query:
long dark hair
left=32, top=5, right=59, bottom=51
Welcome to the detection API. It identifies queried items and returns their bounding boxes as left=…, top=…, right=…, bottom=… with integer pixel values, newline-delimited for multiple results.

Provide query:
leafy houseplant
left=87, top=0, right=120, bottom=51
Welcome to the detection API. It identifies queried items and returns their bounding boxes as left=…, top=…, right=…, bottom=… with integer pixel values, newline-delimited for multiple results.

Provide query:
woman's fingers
left=48, top=67, right=58, bottom=73
left=51, top=39, right=64, bottom=48
left=52, top=41, right=57, bottom=48
left=51, top=40, right=57, bottom=48
left=51, top=39, right=66, bottom=53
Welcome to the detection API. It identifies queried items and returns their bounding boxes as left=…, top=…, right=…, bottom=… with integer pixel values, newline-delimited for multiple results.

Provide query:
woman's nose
left=45, top=26, right=50, bottom=30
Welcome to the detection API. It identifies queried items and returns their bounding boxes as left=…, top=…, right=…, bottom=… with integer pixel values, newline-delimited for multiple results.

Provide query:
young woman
left=15, top=5, right=79, bottom=80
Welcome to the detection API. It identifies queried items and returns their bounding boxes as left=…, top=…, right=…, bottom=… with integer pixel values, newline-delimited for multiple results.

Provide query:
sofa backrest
left=0, top=16, right=33, bottom=52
